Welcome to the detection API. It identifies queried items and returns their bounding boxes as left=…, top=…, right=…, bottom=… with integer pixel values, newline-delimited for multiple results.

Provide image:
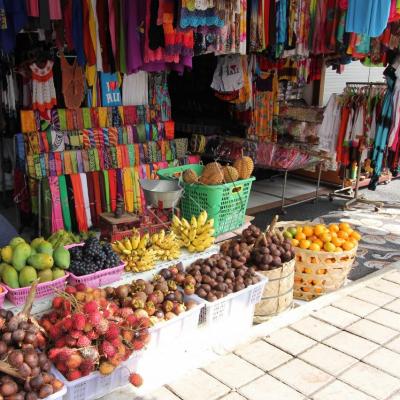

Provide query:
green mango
left=53, top=246, right=70, bottom=269
left=9, top=237, right=26, bottom=249
left=30, top=237, right=45, bottom=250
left=52, top=268, right=66, bottom=280
left=38, top=269, right=53, bottom=283
left=1, top=246, right=13, bottom=263
left=0, top=262, right=10, bottom=275
left=19, top=266, right=38, bottom=288
left=27, top=253, right=54, bottom=270
left=2, top=265, right=19, bottom=288
left=12, top=243, right=32, bottom=271
left=37, top=241, right=53, bottom=256
left=30, top=248, right=37, bottom=256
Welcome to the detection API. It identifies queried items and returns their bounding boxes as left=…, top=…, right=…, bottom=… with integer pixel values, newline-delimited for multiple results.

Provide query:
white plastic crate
left=189, top=274, right=267, bottom=327
left=45, top=386, right=67, bottom=400
left=147, top=296, right=204, bottom=351
left=52, top=353, right=141, bottom=400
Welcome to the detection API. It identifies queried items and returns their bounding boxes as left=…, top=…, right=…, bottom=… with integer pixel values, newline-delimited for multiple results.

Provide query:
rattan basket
left=275, top=220, right=358, bottom=301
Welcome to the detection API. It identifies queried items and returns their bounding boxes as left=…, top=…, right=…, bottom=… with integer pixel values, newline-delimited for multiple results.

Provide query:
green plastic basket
left=157, top=164, right=255, bottom=236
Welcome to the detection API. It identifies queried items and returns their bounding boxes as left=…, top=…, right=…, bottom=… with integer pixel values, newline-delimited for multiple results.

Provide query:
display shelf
left=0, top=245, right=220, bottom=315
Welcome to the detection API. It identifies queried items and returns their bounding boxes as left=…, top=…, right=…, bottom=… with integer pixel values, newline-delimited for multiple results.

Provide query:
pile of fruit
left=47, top=230, right=97, bottom=249
left=172, top=211, right=215, bottom=253
left=284, top=223, right=361, bottom=253
left=0, top=237, right=69, bottom=289
left=182, top=157, right=254, bottom=185
left=0, top=285, right=64, bottom=399
left=40, top=283, right=147, bottom=383
left=113, top=212, right=216, bottom=272
left=69, top=238, right=121, bottom=276
left=105, top=267, right=197, bottom=325
left=169, top=254, right=261, bottom=302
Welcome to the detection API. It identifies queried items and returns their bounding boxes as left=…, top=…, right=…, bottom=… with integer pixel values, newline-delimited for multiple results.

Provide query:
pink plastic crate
left=4, top=274, right=69, bottom=306
left=66, top=243, right=125, bottom=288
left=0, top=285, right=8, bottom=308
left=68, top=263, right=125, bottom=288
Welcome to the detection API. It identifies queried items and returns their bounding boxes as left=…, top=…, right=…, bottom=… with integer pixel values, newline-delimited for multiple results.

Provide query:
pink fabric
left=26, top=0, right=39, bottom=16
left=49, top=176, right=65, bottom=232
left=108, top=0, right=117, bottom=60
left=48, top=0, right=62, bottom=19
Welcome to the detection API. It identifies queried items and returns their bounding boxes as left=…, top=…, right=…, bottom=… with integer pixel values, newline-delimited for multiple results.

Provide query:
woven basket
left=293, top=245, right=357, bottom=300
left=254, top=258, right=295, bottom=323
left=273, top=220, right=358, bottom=301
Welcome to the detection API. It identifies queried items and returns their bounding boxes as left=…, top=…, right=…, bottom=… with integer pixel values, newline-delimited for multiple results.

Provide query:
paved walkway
left=139, top=268, right=400, bottom=400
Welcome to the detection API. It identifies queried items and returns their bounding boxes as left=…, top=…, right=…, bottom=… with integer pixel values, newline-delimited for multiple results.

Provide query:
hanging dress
left=60, top=54, right=85, bottom=109
left=30, top=60, right=57, bottom=118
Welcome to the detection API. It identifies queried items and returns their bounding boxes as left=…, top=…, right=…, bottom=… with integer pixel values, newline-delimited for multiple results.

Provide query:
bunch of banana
left=149, top=230, right=181, bottom=261
left=172, top=210, right=215, bottom=253
left=112, top=231, right=156, bottom=272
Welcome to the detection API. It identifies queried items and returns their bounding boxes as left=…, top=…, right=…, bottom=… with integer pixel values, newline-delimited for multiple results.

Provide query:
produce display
left=0, top=237, right=69, bottom=289
left=239, top=225, right=262, bottom=245
left=40, top=283, right=147, bottom=381
left=182, top=157, right=254, bottom=185
left=172, top=211, right=215, bottom=252
left=284, top=223, right=361, bottom=252
left=105, top=267, right=198, bottom=325
left=0, top=285, right=64, bottom=399
left=69, top=238, right=121, bottom=276
left=47, top=230, right=97, bottom=249
left=166, top=254, right=261, bottom=302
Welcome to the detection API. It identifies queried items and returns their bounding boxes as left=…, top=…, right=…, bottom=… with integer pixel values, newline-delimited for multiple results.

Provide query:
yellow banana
left=172, top=215, right=181, bottom=227
left=138, top=233, right=149, bottom=249
left=190, top=216, right=197, bottom=229
left=112, top=243, right=121, bottom=254
left=123, top=238, right=132, bottom=251
left=197, top=210, right=207, bottom=227
left=130, top=234, right=140, bottom=249
left=116, top=241, right=126, bottom=252
left=159, top=230, right=165, bottom=241
left=181, top=218, right=191, bottom=230
left=189, top=228, right=197, bottom=241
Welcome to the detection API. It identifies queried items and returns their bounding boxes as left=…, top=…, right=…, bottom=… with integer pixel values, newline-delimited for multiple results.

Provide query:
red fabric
left=70, top=174, right=88, bottom=232
left=389, top=0, right=400, bottom=22
left=336, top=106, right=350, bottom=163
left=263, top=0, right=270, bottom=47
left=108, top=169, right=117, bottom=212
left=63, top=0, right=74, bottom=50
left=339, top=0, right=348, bottom=10
left=13, top=170, right=31, bottom=214
left=82, top=0, right=96, bottom=66
left=92, top=171, right=103, bottom=217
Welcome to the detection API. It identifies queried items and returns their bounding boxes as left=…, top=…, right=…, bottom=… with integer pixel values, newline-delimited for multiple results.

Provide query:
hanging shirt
left=346, top=0, right=391, bottom=37
left=122, top=71, right=148, bottom=105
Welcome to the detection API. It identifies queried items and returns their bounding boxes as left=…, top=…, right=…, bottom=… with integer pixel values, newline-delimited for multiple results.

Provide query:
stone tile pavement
left=136, top=269, right=400, bottom=400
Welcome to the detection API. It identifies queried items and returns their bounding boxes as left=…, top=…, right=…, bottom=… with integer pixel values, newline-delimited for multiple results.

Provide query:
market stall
left=0, top=0, right=399, bottom=398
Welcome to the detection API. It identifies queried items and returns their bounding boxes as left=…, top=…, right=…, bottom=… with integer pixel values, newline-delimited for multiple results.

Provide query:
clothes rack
left=329, top=82, right=385, bottom=211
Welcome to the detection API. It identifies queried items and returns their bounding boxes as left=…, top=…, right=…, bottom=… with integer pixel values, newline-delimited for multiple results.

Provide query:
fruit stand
left=0, top=160, right=363, bottom=400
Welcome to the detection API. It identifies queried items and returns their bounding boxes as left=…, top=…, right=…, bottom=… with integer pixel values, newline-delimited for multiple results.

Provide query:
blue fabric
left=0, top=214, right=18, bottom=247
left=72, top=0, right=85, bottom=66
left=346, top=0, right=391, bottom=38
left=0, top=0, right=27, bottom=53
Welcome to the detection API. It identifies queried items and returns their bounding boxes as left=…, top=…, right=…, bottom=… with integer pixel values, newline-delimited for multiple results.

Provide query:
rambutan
left=65, top=335, right=77, bottom=347
left=129, top=373, right=143, bottom=387
left=52, top=296, right=64, bottom=309
left=70, top=330, right=83, bottom=339
left=66, top=353, right=83, bottom=369
left=65, top=286, right=77, bottom=295
left=138, top=317, right=150, bottom=329
left=80, top=369, right=91, bottom=377
left=109, top=354, right=123, bottom=367
left=132, top=340, right=145, bottom=351
left=66, top=370, right=82, bottom=381
left=99, top=362, right=115, bottom=375
left=126, top=314, right=137, bottom=326
left=79, top=346, right=100, bottom=362
left=48, top=348, right=63, bottom=360
left=63, top=300, right=72, bottom=313
left=83, top=301, right=98, bottom=314
left=62, top=317, right=73, bottom=332
left=55, top=361, right=67, bottom=374
left=75, top=283, right=86, bottom=292
left=83, top=322, right=93, bottom=332
left=57, top=348, right=75, bottom=362
left=48, top=311, right=59, bottom=324
left=80, top=359, right=95, bottom=373
left=119, top=307, right=134, bottom=319
left=86, top=330, right=99, bottom=341
left=55, top=338, right=66, bottom=348
left=72, top=313, right=86, bottom=331
left=49, top=325, right=61, bottom=340
left=102, top=310, right=110, bottom=319
left=110, top=337, right=121, bottom=348
left=99, top=341, right=116, bottom=359
left=88, top=311, right=101, bottom=327
left=76, top=335, right=91, bottom=347
left=40, top=318, right=52, bottom=332
left=95, top=318, right=109, bottom=335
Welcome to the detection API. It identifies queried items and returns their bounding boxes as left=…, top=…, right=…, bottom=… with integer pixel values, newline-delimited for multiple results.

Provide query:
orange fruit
left=351, top=231, right=361, bottom=241
left=295, top=232, right=307, bottom=241
left=330, top=231, right=338, bottom=239
left=332, top=237, right=345, bottom=247
left=342, top=241, right=355, bottom=251
left=309, top=235, right=318, bottom=242
left=337, top=230, right=349, bottom=240
left=296, top=226, right=303, bottom=234
left=314, top=224, right=325, bottom=236
left=303, top=226, right=314, bottom=237
left=313, top=238, right=324, bottom=247
left=309, top=243, right=321, bottom=252
left=335, top=247, right=344, bottom=253
left=324, top=242, right=336, bottom=252
left=291, top=239, right=300, bottom=247
left=319, top=232, right=332, bottom=243
left=329, top=224, right=340, bottom=233
left=348, top=237, right=358, bottom=245
left=339, top=222, right=351, bottom=231
left=299, top=239, right=311, bottom=249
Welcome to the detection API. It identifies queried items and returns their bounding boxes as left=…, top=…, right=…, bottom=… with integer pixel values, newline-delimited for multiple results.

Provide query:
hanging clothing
left=346, top=0, right=391, bottom=37
left=122, top=71, right=149, bottom=106
left=30, top=60, right=57, bottom=118
left=60, top=54, right=85, bottom=109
